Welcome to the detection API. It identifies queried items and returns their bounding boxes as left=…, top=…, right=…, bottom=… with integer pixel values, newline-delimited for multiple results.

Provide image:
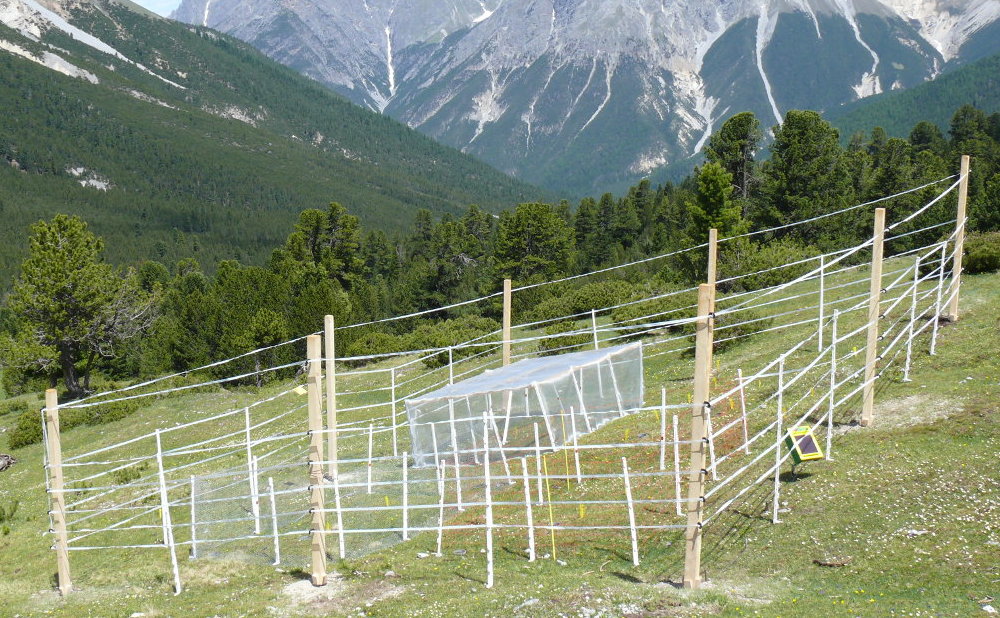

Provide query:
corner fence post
left=861, top=208, right=886, bottom=427
left=683, top=283, right=714, bottom=589
left=946, top=154, right=970, bottom=322
left=307, top=334, right=327, bottom=586
left=502, top=278, right=512, bottom=366
left=706, top=228, right=718, bottom=370
left=44, top=389, right=72, bottom=595
left=324, top=315, right=338, bottom=479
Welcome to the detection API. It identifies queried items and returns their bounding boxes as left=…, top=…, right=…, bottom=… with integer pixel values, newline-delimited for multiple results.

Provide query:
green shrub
left=719, top=238, right=821, bottom=293
left=964, top=231, right=1000, bottom=274
left=527, top=280, right=636, bottom=324
left=409, top=315, right=500, bottom=369
left=7, top=408, right=42, bottom=449
left=713, top=308, right=775, bottom=353
left=609, top=286, right=699, bottom=342
left=538, top=321, right=591, bottom=356
left=0, top=399, right=30, bottom=418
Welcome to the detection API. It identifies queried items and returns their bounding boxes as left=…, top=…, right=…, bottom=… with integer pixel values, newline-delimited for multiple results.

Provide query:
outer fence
left=40, top=160, right=970, bottom=593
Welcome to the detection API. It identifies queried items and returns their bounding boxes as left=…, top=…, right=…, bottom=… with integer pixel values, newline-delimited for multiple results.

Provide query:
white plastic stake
left=483, top=417, right=495, bottom=588
left=251, top=455, right=261, bottom=535
left=772, top=357, right=785, bottom=525
left=622, top=457, right=639, bottom=566
left=903, top=257, right=920, bottom=381
left=367, top=423, right=374, bottom=494
left=533, top=383, right=558, bottom=448
left=606, top=358, right=626, bottom=417
left=570, top=406, right=582, bottom=484
left=454, top=457, right=464, bottom=512
left=402, top=452, right=409, bottom=541
left=818, top=254, right=826, bottom=350
left=569, top=371, right=593, bottom=432
left=267, top=477, right=281, bottom=565
left=448, top=347, right=454, bottom=384
left=931, top=243, right=946, bottom=355
left=827, top=311, right=839, bottom=461
left=391, top=369, right=398, bottom=456
left=189, top=475, right=198, bottom=560
left=672, top=414, right=682, bottom=517
left=431, top=422, right=440, bottom=473
left=244, top=407, right=260, bottom=535
left=448, top=400, right=460, bottom=468
left=333, top=472, right=345, bottom=559
left=436, top=462, right=445, bottom=556
left=155, top=430, right=182, bottom=595
left=520, top=457, right=536, bottom=562
left=533, top=423, right=544, bottom=504
left=659, top=388, right=667, bottom=470
left=591, top=309, right=600, bottom=350
left=704, top=404, right=717, bottom=481
left=502, top=390, right=514, bottom=444
left=738, top=369, right=749, bottom=454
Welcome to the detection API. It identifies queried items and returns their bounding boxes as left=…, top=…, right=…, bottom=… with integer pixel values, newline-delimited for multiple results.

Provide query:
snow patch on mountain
left=0, top=38, right=98, bottom=82
left=755, top=3, right=782, bottom=124
left=881, top=0, right=1000, bottom=60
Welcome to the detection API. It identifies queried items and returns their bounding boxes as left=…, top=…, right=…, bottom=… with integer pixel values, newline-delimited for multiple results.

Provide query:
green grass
left=0, top=265, right=997, bottom=616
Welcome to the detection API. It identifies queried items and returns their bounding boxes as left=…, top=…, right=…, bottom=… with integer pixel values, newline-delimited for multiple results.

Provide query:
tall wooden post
left=706, top=228, right=718, bottom=371
left=307, top=334, right=327, bottom=586
left=502, top=278, right=512, bottom=366
left=45, top=389, right=72, bottom=595
left=946, top=154, right=970, bottom=322
left=324, top=315, right=338, bottom=478
left=683, top=284, right=713, bottom=589
left=861, top=208, right=886, bottom=427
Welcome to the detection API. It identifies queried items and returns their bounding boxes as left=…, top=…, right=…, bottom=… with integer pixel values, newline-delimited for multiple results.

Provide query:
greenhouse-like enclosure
left=405, top=343, right=644, bottom=468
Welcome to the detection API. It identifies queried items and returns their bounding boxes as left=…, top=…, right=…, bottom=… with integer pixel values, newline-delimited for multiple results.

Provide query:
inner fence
left=39, top=169, right=971, bottom=593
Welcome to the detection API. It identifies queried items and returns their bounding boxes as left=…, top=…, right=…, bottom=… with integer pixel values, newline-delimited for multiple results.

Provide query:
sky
left=133, top=0, right=180, bottom=17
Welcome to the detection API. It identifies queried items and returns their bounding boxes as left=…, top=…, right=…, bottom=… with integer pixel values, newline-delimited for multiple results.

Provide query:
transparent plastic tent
left=405, top=343, right=644, bottom=468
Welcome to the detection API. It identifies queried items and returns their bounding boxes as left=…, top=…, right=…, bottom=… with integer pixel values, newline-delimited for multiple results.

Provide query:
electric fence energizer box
left=783, top=427, right=825, bottom=464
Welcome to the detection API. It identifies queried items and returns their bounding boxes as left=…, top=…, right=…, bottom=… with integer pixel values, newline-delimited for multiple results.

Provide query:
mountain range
left=172, top=0, right=1000, bottom=194
left=0, top=0, right=538, bottom=284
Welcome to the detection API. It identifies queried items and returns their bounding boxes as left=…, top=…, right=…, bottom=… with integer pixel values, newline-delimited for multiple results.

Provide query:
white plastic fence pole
left=250, top=455, right=261, bottom=535
left=704, top=403, right=717, bottom=481
left=772, top=356, right=785, bottom=525
left=244, top=407, right=260, bottom=535
left=827, top=310, right=839, bottom=461
left=903, top=256, right=920, bottom=382
left=482, top=416, right=495, bottom=588
left=189, top=475, right=198, bottom=560
left=659, top=388, right=668, bottom=470
left=367, top=423, right=374, bottom=494
left=448, top=399, right=460, bottom=467
left=622, top=457, right=639, bottom=567
left=436, top=462, right=445, bottom=556
left=738, top=369, right=749, bottom=454
left=448, top=347, right=454, bottom=385
left=591, top=309, right=600, bottom=350
left=570, top=372, right=593, bottom=432
left=431, top=422, right=440, bottom=473
left=401, top=452, right=409, bottom=541
left=155, top=429, right=182, bottom=595
left=520, top=457, right=536, bottom=562
left=333, top=472, right=345, bottom=559
left=391, top=368, right=399, bottom=457
left=267, top=477, right=280, bottom=565
left=672, top=414, right=682, bottom=517
left=502, top=390, right=514, bottom=444
left=570, top=406, right=582, bottom=484
left=502, top=278, right=512, bottom=366
left=606, top=358, right=626, bottom=417
left=818, top=254, right=826, bottom=350
left=931, top=243, right=946, bottom=355
left=488, top=411, right=512, bottom=483
left=533, top=423, right=544, bottom=504
left=454, top=457, right=464, bottom=512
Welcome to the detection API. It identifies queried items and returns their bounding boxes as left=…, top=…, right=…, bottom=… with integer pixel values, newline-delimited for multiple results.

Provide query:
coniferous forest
left=2, top=105, right=1000, bottom=408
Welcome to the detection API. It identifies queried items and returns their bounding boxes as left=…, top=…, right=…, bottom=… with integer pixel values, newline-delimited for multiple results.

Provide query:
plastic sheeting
left=405, top=343, right=644, bottom=467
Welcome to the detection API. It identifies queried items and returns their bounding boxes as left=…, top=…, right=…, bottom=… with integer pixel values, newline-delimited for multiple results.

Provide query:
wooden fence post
left=307, top=334, right=327, bottom=586
left=861, top=208, right=886, bottom=427
left=683, top=283, right=714, bottom=589
left=706, top=228, right=718, bottom=374
left=324, top=315, right=338, bottom=479
left=44, top=389, right=72, bottom=595
left=502, top=278, right=512, bottom=366
left=946, top=154, right=970, bottom=322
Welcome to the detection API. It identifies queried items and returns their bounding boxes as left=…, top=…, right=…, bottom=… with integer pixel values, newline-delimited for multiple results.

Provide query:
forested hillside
left=3, top=104, right=999, bottom=407
left=0, top=0, right=538, bottom=287
left=830, top=52, right=1000, bottom=143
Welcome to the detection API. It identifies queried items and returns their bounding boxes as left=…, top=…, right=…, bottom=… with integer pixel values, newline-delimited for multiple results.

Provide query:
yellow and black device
left=783, top=426, right=825, bottom=465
